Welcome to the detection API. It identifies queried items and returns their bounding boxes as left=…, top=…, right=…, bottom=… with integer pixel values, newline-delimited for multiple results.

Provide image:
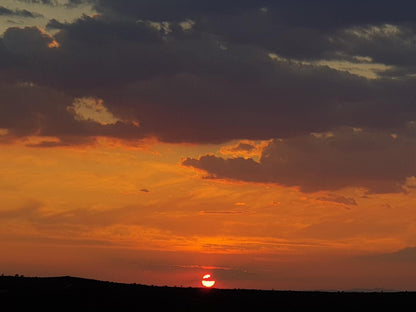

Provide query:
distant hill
left=1, top=275, right=415, bottom=311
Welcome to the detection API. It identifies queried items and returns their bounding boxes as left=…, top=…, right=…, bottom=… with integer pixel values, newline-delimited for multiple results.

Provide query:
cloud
left=364, top=247, right=416, bottom=263
left=331, top=24, right=416, bottom=71
left=219, top=140, right=270, bottom=159
left=0, top=6, right=43, bottom=18
left=45, top=18, right=65, bottom=29
left=0, top=81, right=142, bottom=146
left=229, top=143, right=256, bottom=153
left=16, top=0, right=88, bottom=6
left=0, top=200, right=43, bottom=220
left=1, top=2, right=416, bottom=148
left=68, top=97, right=121, bottom=125
left=199, top=210, right=244, bottom=215
left=2, top=26, right=57, bottom=57
left=0, top=200, right=135, bottom=226
left=92, top=0, right=416, bottom=62
left=316, top=194, right=358, bottom=206
left=92, top=1, right=416, bottom=27
left=17, top=0, right=56, bottom=5
left=183, top=127, right=416, bottom=193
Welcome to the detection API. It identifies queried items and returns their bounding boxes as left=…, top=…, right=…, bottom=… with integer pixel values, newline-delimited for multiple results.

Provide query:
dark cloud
left=0, top=6, right=43, bottom=18
left=1, top=1, right=416, bottom=198
left=230, top=143, right=256, bottom=153
left=0, top=200, right=43, bottom=220
left=16, top=0, right=88, bottom=6
left=213, top=267, right=256, bottom=282
left=1, top=12, right=416, bottom=145
left=316, top=194, right=358, bottom=206
left=2, top=26, right=54, bottom=56
left=17, top=0, right=56, bottom=5
left=183, top=128, right=416, bottom=193
left=332, top=24, right=416, bottom=68
left=92, top=1, right=416, bottom=27
left=364, top=247, right=416, bottom=263
left=45, top=18, right=65, bottom=30
left=92, top=0, right=416, bottom=61
left=92, top=0, right=263, bottom=21
left=0, top=199, right=139, bottom=226
left=0, top=81, right=142, bottom=145
left=0, top=14, right=415, bottom=145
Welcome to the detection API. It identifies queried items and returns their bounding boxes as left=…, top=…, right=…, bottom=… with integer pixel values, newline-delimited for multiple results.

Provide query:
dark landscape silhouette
left=1, top=275, right=415, bottom=311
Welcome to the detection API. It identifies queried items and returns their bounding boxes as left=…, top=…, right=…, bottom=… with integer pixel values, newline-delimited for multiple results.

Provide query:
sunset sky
left=1, top=0, right=416, bottom=290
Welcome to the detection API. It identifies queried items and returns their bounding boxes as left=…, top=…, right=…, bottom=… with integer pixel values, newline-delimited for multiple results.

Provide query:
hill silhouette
left=1, top=275, right=415, bottom=311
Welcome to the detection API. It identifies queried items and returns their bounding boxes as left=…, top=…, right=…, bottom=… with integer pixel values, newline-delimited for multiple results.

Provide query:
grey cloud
left=0, top=6, right=43, bottom=18
left=331, top=24, right=416, bottom=68
left=183, top=128, right=416, bottom=193
left=0, top=200, right=43, bottom=220
left=0, top=20, right=362, bottom=143
left=93, top=0, right=416, bottom=62
left=1, top=3, right=416, bottom=148
left=0, top=82, right=75, bottom=137
left=213, top=267, right=256, bottom=282
left=93, top=1, right=416, bottom=27
left=0, top=81, right=143, bottom=145
left=0, top=200, right=135, bottom=226
left=93, top=0, right=265, bottom=21
left=1, top=26, right=56, bottom=67
left=45, top=18, right=65, bottom=30
left=364, top=247, right=416, bottom=263
left=17, top=0, right=56, bottom=5
left=16, top=0, right=87, bottom=6
left=316, top=195, right=358, bottom=206
left=183, top=155, right=262, bottom=181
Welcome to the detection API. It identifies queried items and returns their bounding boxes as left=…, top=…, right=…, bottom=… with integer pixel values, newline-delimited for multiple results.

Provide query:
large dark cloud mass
left=1, top=0, right=416, bottom=191
left=183, top=127, right=416, bottom=193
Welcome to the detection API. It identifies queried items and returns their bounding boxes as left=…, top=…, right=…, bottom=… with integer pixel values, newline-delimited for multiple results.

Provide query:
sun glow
left=201, top=274, right=216, bottom=288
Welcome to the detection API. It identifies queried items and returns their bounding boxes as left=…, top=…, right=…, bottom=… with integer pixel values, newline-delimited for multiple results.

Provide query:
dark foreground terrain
left=1, top=275, right=415, bottom=311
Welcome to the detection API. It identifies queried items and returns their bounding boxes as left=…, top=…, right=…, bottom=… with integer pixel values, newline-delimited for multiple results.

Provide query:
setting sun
left=201, top=274, right=216, bottom=288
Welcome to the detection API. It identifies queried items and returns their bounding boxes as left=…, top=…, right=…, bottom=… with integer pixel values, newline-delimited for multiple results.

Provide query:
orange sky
left=1, top=138, right=416, bottom=290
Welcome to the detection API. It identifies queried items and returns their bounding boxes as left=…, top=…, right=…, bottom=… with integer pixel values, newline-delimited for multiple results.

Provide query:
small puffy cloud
left=68, top=97, right=121, bottom=125
left=178, top=19, right=195, bottom=31
left=183, top=127, right=416, bottom=193
left=219, top=140, right=271, bottom=159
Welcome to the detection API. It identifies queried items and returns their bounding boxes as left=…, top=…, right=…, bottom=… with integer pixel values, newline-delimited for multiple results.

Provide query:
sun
left=201, top=274, right=216, bottom=288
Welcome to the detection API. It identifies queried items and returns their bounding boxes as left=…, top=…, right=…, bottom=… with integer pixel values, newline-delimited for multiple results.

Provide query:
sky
left=1, top=0, right=416, bottom=291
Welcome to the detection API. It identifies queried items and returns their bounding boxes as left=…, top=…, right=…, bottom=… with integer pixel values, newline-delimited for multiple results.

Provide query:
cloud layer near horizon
left=1, top=0, right=416, bottom=191
left=183, top=127, right=416, bottom=193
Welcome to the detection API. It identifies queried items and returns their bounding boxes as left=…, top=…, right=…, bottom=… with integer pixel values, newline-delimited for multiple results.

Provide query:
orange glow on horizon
left=1, top=138, right=416, bottom=290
